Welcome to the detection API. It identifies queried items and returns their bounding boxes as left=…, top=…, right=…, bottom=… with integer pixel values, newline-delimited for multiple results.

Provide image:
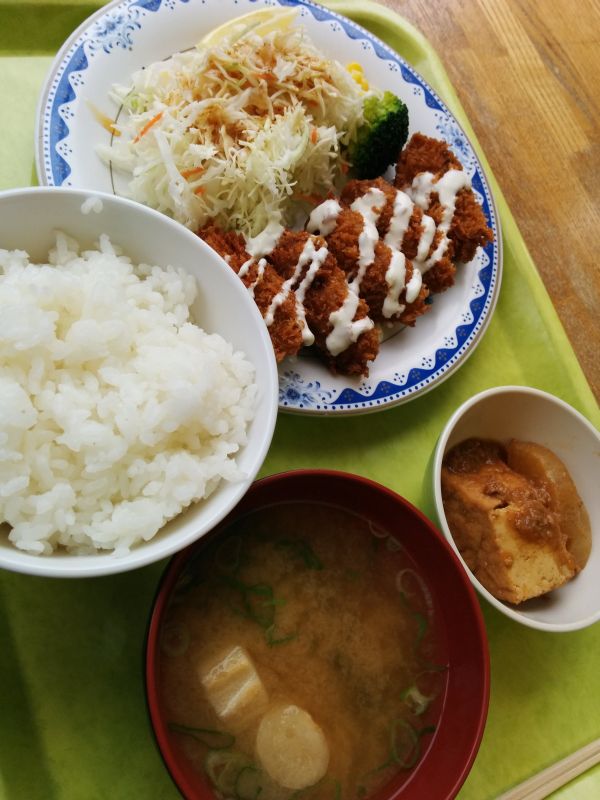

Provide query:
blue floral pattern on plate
left=88, top=7, right=143, bottom=53
left=279, top=373, right=336, bottom=410
left=37, top=0, right=502, bottom=416
left=434, top=113, right=476, bottom=171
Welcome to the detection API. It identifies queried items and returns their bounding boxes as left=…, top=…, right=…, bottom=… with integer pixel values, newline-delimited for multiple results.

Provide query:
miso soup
left=158, top=503, right=447, bottom=799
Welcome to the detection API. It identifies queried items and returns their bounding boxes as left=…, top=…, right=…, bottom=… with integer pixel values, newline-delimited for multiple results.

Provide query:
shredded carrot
left=340, top=162, right=350, bottom=174
left=133, top=111, right=164, bottom=143
left=181, top=166, right=205, bottom=179
left=193, top=186, right=206, bottom=196
left=258, top=72, right=276, bottom=82
left=310, top=128, right=318, bottom=145
left=86, top=100, right=121, bottom=137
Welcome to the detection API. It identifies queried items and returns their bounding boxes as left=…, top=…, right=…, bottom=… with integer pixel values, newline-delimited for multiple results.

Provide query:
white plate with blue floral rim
left=36, top=0, right=502, bottom=416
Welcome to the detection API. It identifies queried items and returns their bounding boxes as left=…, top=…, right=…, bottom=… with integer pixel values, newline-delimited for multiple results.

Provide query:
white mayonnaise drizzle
left=238, top=258, right=254, bottom=279
left=246, top=220, right=285, bottom=258
left=263, top=237, right=341, bottom=348
left=383, top=190, right=413, bottom=251
left=351, top=188, right=384, bottom=273
left=263, top=261, right=311, bottom=346
left=307, top=199, right=342, bottom=237
left=382, top=250, right=406, bottom=318
left=405, top=266, right=423, bottom=304
left=293, top=239, right=329, bottom=345
left=407, top=168, right=471, bottom=270
left=408, top=171, right=436, bottom=209
left=415, top=214, right=436, bottom=265
left=350, top=188, right=420, bottom=321
left=326, top=292, right=374, bottom=356
left=323, top=190, right=385, bottom=354
left=238, top=257, right=267, bottom=299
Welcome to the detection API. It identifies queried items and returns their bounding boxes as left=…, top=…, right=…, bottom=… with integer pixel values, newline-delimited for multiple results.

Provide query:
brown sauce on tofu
left=444, top=438, right=506, bottom=475
left=441, top=438, right=589, bottom=604
left=444, top=439, right=560, bottom=543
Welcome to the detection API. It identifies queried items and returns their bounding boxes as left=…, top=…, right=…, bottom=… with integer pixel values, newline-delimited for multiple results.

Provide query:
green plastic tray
left=0, top=1, right=598, bottom=798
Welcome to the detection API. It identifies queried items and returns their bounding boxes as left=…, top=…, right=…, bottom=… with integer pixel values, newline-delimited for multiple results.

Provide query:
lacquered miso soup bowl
left=146, top=470, right=490, bottom=800
left=433, top=386, right=600, bottom=632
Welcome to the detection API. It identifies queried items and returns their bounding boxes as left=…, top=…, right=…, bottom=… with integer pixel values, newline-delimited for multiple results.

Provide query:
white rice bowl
left=0, top=232, right=257, bottom=557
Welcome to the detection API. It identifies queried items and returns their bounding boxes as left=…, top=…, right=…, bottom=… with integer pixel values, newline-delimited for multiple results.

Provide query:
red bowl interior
left=146, top=470, right=490, bottom=800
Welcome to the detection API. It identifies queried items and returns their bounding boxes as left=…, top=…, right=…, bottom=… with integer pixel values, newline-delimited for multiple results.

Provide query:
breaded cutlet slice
left=340, top=177, right=422, bottom=256
left=268, top=230, right=379, bottom=377
left=395, top=133, right=493, bottom=264
left=340, top=177, right=456, bottom=295
left=324, top=207, right=430, bottom=326
left=198, top=225, right=304, bottom=362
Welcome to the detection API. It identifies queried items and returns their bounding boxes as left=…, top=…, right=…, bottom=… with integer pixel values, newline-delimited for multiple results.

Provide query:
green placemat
left=0, top=1, right=598, bottom=799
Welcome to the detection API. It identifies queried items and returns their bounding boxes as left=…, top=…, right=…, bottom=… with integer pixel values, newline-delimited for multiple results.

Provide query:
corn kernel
left=346, top=62, right=369, bottom=91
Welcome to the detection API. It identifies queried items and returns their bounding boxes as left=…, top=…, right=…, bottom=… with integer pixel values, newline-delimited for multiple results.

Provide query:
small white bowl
left=0, top=187, right=278, bottom=578
left=432, top=386, right=600, bottom=632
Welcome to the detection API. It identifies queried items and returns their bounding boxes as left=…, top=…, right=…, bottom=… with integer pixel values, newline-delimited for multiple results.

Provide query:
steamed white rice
left=0, top=233, right=257, bottom=556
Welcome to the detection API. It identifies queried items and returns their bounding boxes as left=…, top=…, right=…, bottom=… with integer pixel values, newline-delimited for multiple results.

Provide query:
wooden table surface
left=379, top=0, right=600, bottom=403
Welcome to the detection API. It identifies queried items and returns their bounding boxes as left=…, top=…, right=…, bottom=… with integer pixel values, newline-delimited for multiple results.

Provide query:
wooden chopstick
left=496, top=738, right=600, bottom=800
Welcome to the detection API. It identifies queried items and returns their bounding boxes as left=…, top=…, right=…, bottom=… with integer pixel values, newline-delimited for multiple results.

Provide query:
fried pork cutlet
left=326, top=208, right=429, bottom=325
left=310, top=188, right=429, bottom=328
left=268, top=230, right=379, bottom=377
left=395, top=133, right=493, bottom=264
left=396, top=132, right=462, bottom=182
left=198, top=225, right=304, bottom=363
left=200, top=224, right=249, bottom=273
left=340, top=177, right=456, bottom=295
left=340, top=177, right=421, bottom=261
left=198, top=132, right=494, bottom=378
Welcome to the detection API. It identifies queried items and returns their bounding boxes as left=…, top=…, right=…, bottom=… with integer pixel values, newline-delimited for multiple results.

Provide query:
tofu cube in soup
left=200, top=645, right=269, bottom=731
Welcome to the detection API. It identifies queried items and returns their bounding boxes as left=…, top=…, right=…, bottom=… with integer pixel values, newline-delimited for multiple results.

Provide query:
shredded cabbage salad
left=99, top=26, right=368, bottom=236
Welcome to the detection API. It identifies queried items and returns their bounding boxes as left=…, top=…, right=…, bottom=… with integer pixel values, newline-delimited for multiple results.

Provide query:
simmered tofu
left=199, top=645, right=269, bottom=731
left=256, top=704, right=330, bottom=790
left=441, top=438, right=579, bottom=604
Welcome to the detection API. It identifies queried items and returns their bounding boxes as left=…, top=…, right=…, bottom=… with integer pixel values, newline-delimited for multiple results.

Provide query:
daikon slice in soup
left=158, top=502, right=447, bottom=800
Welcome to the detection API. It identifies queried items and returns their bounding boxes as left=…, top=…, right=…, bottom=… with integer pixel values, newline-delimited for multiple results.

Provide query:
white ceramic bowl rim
left=0, top=186, right=279, bottom=578
left=433, top=385, right=600, bottom=632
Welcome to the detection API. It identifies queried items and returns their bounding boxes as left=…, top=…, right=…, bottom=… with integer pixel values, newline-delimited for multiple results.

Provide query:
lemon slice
left=199, top=7, right=298, bottom=48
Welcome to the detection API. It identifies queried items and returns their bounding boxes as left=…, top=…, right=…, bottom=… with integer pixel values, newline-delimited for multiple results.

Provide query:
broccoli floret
left=347, top=91, right=409, bottom=179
